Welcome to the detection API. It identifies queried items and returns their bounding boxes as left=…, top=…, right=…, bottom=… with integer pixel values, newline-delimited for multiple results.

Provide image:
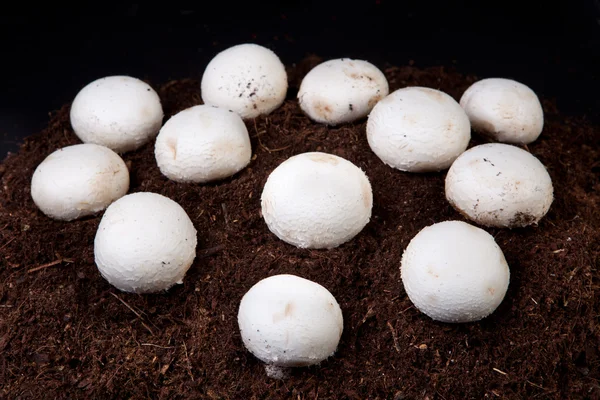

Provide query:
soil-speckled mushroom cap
left=298, top=58, right=389, bottom=125
left=401, top=220, right=510, bottom=323
left=94, top=192, right=197, bottom=294
left=238, top=274, right=344, bottom=367
left=260, top=152, right=373, bottom=249
left=201, top=43, right=287, bottom=119
left=445, top=143, right=553, bottom=228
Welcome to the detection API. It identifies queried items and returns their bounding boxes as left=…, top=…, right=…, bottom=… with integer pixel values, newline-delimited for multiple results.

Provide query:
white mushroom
left=154, top=105, right=252, bottom=183
left=94, top=192, right=197, bottom=293
left=401, top=220, right=510, bottom=323
left=261, top=152, right=372, bottom=249
left=70, top=75, right=164, bottom=153
left=298, top=58, right=389, bottom=125
left=31, top=143, right=129, bottom=221
left=238, top=274, right=343, bottom=374
left=201, top=43, right=288, bottom=119
left=460, top=78, right=544, bottom=144
left=367, top=87, right=471, bottom=172
left=445, top=143, right=554, bottom=228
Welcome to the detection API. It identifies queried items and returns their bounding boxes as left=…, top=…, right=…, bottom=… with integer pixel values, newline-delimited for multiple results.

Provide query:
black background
left=1, top=1, right=599, bottom=157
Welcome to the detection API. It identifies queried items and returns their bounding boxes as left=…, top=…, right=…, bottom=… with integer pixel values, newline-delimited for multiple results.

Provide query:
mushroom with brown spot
left=237, top=274, right=344, bottom=378
left=298, top=58, right=389, bottom=125
left=460, top=78, right=544, bottom=144
left=154, top=105, right=252, bottom=183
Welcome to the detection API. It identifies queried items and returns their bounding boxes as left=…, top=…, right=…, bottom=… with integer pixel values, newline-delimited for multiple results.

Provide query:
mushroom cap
left=94, top=192, right=197, bottom=294
left=154, top=105, right=252, bottom=183
left=238, top=274, right=344, bottom=367
left=460, top=78, right=544, bottom=144
left=201, top=43, right=288, bottom=119
left=261, top=152, right=373, bottom=249
left=298, top=58, right=389, bottom=125
left=445, top=143, right=553, bottom=228
left=70, top=75, right=164, bottom=153
left=401, top=220, right=510, bottom=323
left=367, top=86, right=471, bottom=172
left=31, top=143, right=129, bottom=221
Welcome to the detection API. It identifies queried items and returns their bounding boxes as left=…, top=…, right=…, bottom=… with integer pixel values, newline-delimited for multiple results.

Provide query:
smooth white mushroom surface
left=201, top=43, right=288, bottom=119
left=445, top=143, right=553, bottom=228
left=298, top=58, right=389, bottom=125
left=154, top=105, right=252, bottom=183
left=401, top=220, right=510, bottom=323
left=238, top=274, right=343, bottom=368
left=94, top=192, right=197, bottom=294
left=31, top=143, right=129, bottom=221
left=70, top=75, right=164, bottom=153
left=261, top=152, right=372, bottom=249
left=367, top=86, right=471, bottom=172
left=460, top=78, right=544, bottom=144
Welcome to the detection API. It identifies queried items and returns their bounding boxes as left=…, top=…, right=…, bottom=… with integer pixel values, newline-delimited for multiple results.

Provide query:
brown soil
left=1, top=57, right=599, bottom=399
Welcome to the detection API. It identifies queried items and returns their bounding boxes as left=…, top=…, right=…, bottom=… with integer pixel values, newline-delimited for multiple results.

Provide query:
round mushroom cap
left=94, top=192, right=197, bottom=294
left=201, top=43, right=288, bottom=119
left=367, top=87, right=471, bottom=172
left=401, top=220, right=510, bottom=323
left=261, top=152, right=372, bottom=249
left=445, top=143, right=553, bottom=228
left=238, top=274, right=344, bottom=367
left=154, top=105, right=252, bottom=183
left=31, top=143, right=129, bottom=221
left=298, top=58, right=389, bottom=125
left=460, top=78, right=544, bottom=144
left=70, top=75, right=164, bottom=153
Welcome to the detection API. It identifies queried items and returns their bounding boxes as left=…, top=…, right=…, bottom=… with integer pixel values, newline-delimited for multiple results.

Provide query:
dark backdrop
left=1, top=1, right=599, bottom=157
